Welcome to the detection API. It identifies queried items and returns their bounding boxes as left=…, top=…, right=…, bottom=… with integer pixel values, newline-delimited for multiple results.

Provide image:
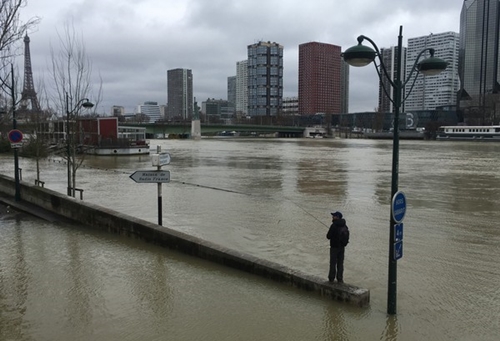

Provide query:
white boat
left=436, top=125, right=500, bottom=141
left=304, top=126, right=327, bottom=138
left=86, top=143, right=149, bottom=156
left=365, top=129, right=425, bottom=140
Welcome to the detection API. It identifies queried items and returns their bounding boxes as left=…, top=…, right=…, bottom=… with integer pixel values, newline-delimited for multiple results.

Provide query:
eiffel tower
left=19, top=34, right=42, bottom=113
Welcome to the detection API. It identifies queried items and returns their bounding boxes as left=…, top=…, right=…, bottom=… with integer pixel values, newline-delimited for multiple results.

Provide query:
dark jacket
left=327, top=218, right=347, bottom=248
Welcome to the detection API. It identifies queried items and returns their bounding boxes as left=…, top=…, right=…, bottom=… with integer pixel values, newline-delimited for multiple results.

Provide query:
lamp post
left=66, top=92, right=94, bottom=197
left=10, top=64, right=21, bottom=201
left=342, top=25, right=447, bottom=315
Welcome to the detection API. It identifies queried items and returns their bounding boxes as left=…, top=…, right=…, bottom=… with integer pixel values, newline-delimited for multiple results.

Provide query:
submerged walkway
left=0, top=180, right=370, bottom=308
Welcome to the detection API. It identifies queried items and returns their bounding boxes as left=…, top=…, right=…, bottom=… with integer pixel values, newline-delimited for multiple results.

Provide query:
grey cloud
left=19, top=0, right=461, bottom=114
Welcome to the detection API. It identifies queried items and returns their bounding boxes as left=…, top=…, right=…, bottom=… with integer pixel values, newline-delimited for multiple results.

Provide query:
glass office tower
left=458, top=0, right=500, bottom=123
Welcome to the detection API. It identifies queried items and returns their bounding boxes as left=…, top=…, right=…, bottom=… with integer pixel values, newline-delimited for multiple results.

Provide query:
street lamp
left=10, top=64, right=21, bottom=201
left=66, top=91, right=94, bottom=197
left=342, top=25, right=447, bottom=315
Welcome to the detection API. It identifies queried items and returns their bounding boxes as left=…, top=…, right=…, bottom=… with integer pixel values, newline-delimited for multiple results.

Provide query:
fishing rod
left=282, top=197, right=330, bottom=228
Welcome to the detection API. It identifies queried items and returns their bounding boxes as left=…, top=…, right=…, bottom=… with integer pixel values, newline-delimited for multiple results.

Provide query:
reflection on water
left=1, top=138, right=500, bottom=340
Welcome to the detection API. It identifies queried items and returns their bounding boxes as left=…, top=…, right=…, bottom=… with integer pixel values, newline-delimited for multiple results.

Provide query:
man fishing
left=326, top=211, right=349, bottom=283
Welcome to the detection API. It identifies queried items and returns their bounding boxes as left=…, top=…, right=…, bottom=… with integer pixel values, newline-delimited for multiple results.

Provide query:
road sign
left=8, top=129, right=23, bottom=143
left=394, top=223, right=403, bottom=242
left=130, top=170, right=170, bottom=183
left=392, top=191, right=407, bottom=223
left=394, top=241, right=403, bottom=260
left=151, top=152, right=171, bottom=166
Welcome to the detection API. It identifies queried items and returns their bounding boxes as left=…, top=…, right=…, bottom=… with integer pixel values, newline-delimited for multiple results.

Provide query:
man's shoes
left=337, top=279, right=344, bottom=283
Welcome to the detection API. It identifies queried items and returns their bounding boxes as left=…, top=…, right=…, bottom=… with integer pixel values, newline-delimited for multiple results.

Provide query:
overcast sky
left=18, top=0, right=462, bottom=115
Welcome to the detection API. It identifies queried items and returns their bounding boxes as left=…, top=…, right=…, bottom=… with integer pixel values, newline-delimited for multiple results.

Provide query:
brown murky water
left=1, top=138, right=499, bottom=340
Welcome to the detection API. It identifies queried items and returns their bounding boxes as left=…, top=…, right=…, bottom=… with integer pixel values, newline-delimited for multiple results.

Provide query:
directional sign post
left=129, top=170, right=170, bottom=183
left=130, top=146, right=172, bottom=226
left=151, top=152, right=171, bottom=167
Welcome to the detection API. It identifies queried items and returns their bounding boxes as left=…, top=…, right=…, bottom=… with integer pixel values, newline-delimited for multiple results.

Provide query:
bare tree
left=20, top=77, right=52, bottom=185
left=50, top=21, right=98, bottom=197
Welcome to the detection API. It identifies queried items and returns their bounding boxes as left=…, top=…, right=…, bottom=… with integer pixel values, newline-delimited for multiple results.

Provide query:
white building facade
left=405, top=32, right=460, bottom=111
left=235, top=60, right=248, bottom=116
left=136, top=101, right=162, bottom=122
left=378, top=46, right=406, bottom=113
left=282, top=97, right=298, bottom=115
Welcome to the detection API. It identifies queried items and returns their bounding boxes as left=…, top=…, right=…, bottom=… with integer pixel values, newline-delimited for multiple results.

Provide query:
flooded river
left=1, top=138, right=499, bottom=340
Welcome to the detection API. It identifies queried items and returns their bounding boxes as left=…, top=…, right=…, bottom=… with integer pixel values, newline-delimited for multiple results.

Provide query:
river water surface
left=1, top=138, right=499, bottom=340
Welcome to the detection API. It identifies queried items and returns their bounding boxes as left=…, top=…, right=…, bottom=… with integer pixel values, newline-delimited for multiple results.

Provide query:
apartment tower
left=298, top=42, right=342, bottom=115
left=235, top=60, right=248, bottom=116
left=378, top=46, right=407, bottom=113
left=247, top=41, right=283, bottom=116
left=405, top=32, right=460, bottom=111
left=167, top=68, right=193, bottom=120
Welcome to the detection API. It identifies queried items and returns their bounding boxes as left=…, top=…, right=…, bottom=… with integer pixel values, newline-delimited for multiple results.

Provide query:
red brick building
left=298, top=42, right=342, bottom=115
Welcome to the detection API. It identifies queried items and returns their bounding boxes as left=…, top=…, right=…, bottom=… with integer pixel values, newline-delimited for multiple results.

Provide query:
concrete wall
left=0, top=174, right=369, bottom=307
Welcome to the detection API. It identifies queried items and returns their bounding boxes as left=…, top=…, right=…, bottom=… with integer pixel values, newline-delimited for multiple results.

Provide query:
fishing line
left=44, top=156, right=330, bottom=228
left=45, top=157, right=253, bottom=196
left=172, top=180, right=247, bottom=195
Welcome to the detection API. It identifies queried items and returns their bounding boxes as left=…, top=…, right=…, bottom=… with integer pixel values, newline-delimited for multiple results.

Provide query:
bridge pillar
left=191, top=119, right=201, bottom=139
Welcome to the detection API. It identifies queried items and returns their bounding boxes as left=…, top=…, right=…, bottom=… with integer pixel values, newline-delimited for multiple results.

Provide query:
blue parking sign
left=392, top=191, right=407, bottom=223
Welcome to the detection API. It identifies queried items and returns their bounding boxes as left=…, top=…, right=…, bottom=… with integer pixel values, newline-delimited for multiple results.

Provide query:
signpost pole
left=157, top=145, right=162, bottom=226
left=129, top=147, right=171, bottom=226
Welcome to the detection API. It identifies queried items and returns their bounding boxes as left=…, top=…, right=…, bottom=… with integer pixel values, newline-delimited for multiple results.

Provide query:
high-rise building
left=458, top=0, right=500, bottom=124
left=203, top=98, right=233, bottom=118
left=282, top=97, right=299, bottom=115
left=111, top=106, right=125, bottom=116
left=405, top=32, right=460, bottom=111
left=298, top=42, right=342, bottom=115
left=227, top=76, right=236, bottom=107
left=137, top=101, right=162, bottom=122
left=378, top=46, right=407, bottom=113
left=167, top=68, right=193, bottom=120
left=247, top=41, right=283, bottom=116
left=235, top=60, right=248, bottom=116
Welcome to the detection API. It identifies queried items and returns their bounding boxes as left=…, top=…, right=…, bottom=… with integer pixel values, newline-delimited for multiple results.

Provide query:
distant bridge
left=122, top=122, right=306, bottom=138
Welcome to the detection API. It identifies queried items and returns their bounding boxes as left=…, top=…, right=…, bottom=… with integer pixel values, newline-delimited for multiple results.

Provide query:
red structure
left=298, top=42, right=342, bottom=115
left=78, top=117, right=118, bottom=146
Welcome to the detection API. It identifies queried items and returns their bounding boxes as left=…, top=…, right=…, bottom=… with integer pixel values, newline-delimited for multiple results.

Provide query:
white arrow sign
left=130, top=170, right=171, bottom=183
